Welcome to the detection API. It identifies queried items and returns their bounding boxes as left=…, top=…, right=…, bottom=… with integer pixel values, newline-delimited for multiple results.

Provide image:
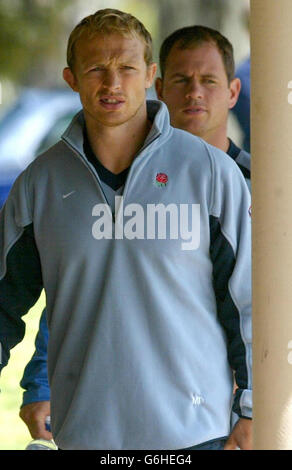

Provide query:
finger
left=238, top=438, right=252, bottom=450
left=29, top=419, right=53, bottom=440
left=32, top=429, right=53, bottom=440
left=224, top=436, right=237, bottom=450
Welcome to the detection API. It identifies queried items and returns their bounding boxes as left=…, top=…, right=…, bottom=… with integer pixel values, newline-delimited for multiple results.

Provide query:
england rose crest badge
left=155, top=173, right=168, bottom=187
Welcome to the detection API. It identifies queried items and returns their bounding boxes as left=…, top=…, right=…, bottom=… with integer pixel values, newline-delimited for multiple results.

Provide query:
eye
left=121, top=66, right=135, bottom=71
left=174, top=77, right=188, bottom=84
left=89, top=67, right=104, bottom=72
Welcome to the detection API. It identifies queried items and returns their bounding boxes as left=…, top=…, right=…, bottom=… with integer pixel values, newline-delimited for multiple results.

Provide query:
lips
left=183, top=106, right=207, bottom=114
left=99, top=95, right=125, bottom=110
left=100, top=97, right=124, bottom=104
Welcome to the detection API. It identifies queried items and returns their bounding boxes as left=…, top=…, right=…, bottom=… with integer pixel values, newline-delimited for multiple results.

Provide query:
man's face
left=63, top=33, right=156, bottom=127
left=156, top=42, right=239, bottom=143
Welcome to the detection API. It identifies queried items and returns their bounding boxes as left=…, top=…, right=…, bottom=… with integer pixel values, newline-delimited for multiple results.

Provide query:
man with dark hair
left=159, top=25, right=235, bottom=84
left=2, top=16, right=252, bottom=450
left=156, top=25, right=250, bottom=187
left=155, top=25, right=251, bottom=450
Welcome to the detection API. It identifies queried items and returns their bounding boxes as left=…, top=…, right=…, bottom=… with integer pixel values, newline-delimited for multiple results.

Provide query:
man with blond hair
left=0, top=9, right=251, bottom=450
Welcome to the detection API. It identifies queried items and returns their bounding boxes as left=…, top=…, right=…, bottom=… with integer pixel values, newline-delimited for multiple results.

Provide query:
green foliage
left=0, top=0, right=72, bottom=85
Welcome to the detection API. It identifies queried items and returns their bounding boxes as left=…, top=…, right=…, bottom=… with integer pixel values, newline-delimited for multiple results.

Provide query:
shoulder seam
left=201, top=141, right=215, bottom=215
left=24, top=167, right=32, bottom=222
left=0, top=226, right=26, bottom=280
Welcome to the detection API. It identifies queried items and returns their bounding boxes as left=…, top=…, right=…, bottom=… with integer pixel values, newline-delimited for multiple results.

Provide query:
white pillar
left=251, top=0, right=292, bottom=450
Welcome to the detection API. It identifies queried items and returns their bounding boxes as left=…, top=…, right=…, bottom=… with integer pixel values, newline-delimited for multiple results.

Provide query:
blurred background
left=0, top=0, right=250, bottom=450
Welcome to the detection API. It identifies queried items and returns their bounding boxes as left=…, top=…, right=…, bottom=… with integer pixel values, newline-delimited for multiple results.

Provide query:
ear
left=63, top=67, right=79, bottom=92
left=155, top=77, right=163, bottom=100
left=228, top=77, right=241, bottom=109
left=145, top=62, right=157, bottom=89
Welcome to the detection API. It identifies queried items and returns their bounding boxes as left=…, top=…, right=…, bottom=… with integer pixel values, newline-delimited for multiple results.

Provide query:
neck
left=84, top=104, right=151, bottom=174
left=203, top=126, right=230, bottom=153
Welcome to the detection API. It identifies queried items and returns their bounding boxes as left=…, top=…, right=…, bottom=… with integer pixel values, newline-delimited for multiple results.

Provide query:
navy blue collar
left=227, top=139, right=241, bottom=160
left=83, top=128, right=129, bottom=191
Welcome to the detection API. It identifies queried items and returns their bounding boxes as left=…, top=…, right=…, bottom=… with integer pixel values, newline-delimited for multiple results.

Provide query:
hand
left=224, top=418, right=252, bottom=450
left=19, top=401, right=53, bottom=440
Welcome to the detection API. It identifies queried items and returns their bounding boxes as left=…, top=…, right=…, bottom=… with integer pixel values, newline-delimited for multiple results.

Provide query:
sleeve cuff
left=232, top=388, right=252, bottom=419
left=21, top=387, right=51, bottom=408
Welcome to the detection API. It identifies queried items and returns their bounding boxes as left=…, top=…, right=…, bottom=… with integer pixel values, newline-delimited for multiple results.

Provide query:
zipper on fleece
left=61, top=131, right=161, bottom=223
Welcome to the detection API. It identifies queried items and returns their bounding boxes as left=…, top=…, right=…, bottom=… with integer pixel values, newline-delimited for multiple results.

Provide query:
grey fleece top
left=0, top=100, right=252, bottom=450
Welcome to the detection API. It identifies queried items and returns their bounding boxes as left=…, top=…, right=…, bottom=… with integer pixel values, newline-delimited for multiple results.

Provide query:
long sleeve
left=20, top=308, right=50, bottom=406
left=208, top=146, right=252, bottom=418
left=0, top=171, right=43, bottom=373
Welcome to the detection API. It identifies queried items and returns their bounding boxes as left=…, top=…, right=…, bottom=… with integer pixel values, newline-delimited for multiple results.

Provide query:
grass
left=0, top=293, right=45, bottom=450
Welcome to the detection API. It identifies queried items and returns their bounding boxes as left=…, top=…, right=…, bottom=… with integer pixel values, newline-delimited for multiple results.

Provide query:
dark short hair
left=159, top=25, right=235, bottom=83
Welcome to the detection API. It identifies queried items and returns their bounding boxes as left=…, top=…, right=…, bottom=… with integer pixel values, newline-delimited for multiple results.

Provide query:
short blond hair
left=67, top=8, right=153, bottom=70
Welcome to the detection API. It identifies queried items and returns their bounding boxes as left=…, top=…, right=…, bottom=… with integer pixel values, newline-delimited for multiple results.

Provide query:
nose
left=185, top=78, right=204, bottom=100
left=102, top=70, right=121, bottom=92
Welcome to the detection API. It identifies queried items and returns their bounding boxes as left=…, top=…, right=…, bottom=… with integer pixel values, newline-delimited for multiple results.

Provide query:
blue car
left=0, top=88, right=81, bottom=207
